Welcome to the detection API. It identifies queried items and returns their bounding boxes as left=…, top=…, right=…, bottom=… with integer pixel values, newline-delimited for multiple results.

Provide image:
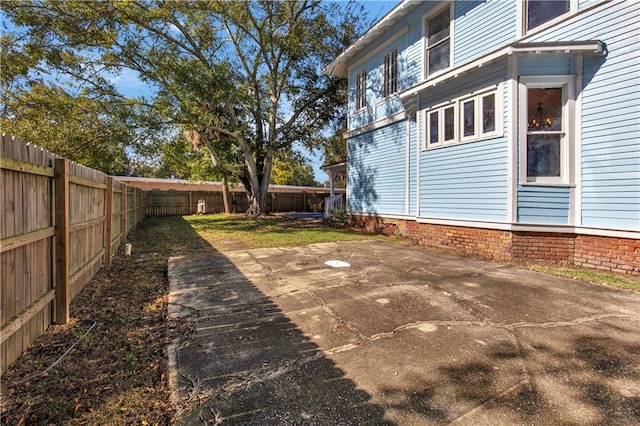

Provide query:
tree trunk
left=245, top=182, right=267, bottom=216
left=221, top=174, right=231, bottom=214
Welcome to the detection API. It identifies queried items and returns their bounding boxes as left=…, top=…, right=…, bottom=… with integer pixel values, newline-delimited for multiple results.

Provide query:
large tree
left=2, top=0, right=366, bottom=214
left=0, top=30, right=142, bottom=174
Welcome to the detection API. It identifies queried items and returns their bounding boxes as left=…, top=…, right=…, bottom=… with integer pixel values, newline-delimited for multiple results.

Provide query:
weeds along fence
left=0, top=134, right=145, bottom=374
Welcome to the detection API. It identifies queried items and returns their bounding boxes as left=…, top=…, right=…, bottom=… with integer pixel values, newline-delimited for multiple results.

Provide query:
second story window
left=526, top=0, right=570, bottom=31
left=425, top=6, right=451, bottom=77
left=355, top=70, right=367, bottom=110
left=383, top=48, right=398, bottom=98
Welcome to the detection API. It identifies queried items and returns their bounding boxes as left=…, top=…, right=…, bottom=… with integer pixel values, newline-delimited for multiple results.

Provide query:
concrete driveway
left=168, top=240, right=640, bottom=425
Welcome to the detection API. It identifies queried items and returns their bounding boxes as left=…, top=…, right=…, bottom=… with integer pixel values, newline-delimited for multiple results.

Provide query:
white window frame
left=459, top=90, right=502, bottom=142
left=422, top=5, right=452, bottom=80
left=424, top=85, right=502, bottom=150
left=383, top=48, right=398, bottom=98
left=520, top=0, right=577, bottom=37
left=354, top=69, right=367, bottom=111
left=480, top=92, right=498, bottom=136
left=426, top=103, right=457, bottom=149
left=460, top=98, right=477, bottom=142
left=519, top=75, right=575, bottom=185
left=426, top=109, right=442, bottom=148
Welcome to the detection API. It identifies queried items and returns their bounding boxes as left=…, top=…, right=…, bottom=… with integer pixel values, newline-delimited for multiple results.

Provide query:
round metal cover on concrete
left=325, top=260, right=350, bottom=268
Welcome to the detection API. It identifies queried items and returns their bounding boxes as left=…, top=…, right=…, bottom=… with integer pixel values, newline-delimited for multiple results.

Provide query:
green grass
left=183, top=213, right=381, bottom=252
left=532, top=265, right=640, bottom=292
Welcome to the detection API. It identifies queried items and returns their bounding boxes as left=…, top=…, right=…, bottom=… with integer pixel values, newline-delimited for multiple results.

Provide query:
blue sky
left=104, top=1, right=399, bottom=183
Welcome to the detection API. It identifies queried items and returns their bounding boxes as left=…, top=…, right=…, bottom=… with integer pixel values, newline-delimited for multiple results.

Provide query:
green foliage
left=154, top=135, right=219, bottom=180
left=327, top=206, right=349, bottom=228
left=270, top=151, right=319, bottom=187
left=532, top=266, right=640, bottom=291
left=0, top=83, right=133, bottom=175
left=321, top=130, right=348, bottom=166
left=2, top=0, right=370, bottom=210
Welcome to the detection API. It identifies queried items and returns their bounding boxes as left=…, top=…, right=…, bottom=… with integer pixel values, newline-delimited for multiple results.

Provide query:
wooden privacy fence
left=145, top=189, right=327, bottom=216
left=1, top=134, right=145, bottom=374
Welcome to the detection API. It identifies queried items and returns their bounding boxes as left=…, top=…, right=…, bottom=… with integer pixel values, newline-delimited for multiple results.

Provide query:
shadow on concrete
left=377, top=330, right=640, bottom=424
left=169, top=251, right=391, bottom=425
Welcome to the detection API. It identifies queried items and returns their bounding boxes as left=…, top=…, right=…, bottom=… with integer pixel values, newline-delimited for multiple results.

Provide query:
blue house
left=324, top=0, right=639, bottom=274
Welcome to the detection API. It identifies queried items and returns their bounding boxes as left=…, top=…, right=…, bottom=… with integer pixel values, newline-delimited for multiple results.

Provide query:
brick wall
left=350, top=216, right=511, bottom=261
left=512, top=232, right=575, bottom=266
left=349, top=214, right=640, bottom=275
left=575, top=235, right=640, bottom=275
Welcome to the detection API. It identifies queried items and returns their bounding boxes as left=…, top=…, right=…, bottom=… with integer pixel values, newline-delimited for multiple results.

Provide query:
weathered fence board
left=0, top=134, right=146, bottom=374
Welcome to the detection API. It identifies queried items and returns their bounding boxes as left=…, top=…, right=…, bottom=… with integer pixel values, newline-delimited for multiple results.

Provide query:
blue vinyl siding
left=347, top=11, right=413, bottom=131
left=517, top=56, right=571, bottom=76
left=517, top=186, right=570, bottom=224
left=419, top=59, right=507, bottom=110
left=403, top=2, right=431, bottom=91
left=522, top=0, right=640, bottom=231
left=341, top=0, right=638, bottom=233
left=454, top=1, right=517, bottom=65
left=350, top=108, right=374, bottom=130
left=347, top=121, right=407, bottom=215
left=416, top=61, right=509, bottom=222
left=579, top=0, right=604, bottom=9
left=419, top=138, right=508, bottom=221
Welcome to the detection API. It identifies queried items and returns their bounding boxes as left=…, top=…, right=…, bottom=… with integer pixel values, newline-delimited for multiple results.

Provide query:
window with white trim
left=459, top=92, right=500, bottom=141
left=461, top=98, right=476, bottom=139
left=383, top=48, right=398, bottom=98
left=481, top=93, right=496, bottom=133
left=355, top=70, right=367, bottom=111
left=525, top=0, right=570, bottom=32
left=519, top=76, right=575, bottom=184
left=427, top=105, right=456, bottom=147
left=424, top=87, right=501, bottom=149
left=425, top=6, right=451, bottom=77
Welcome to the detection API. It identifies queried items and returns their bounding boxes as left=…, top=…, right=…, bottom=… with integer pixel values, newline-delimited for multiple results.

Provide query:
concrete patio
left=168, top=240, right=640, bottom=425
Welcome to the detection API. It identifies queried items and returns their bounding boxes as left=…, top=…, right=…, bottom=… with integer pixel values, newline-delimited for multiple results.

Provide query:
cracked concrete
left=168, top=240, right=640, bottom=425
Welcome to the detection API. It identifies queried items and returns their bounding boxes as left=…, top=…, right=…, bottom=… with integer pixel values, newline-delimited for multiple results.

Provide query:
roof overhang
left=323, top=0, right=419, bottom=78
left=321, top=161, right=347, bottom=174
left=399, top=40, right=606, bottom=114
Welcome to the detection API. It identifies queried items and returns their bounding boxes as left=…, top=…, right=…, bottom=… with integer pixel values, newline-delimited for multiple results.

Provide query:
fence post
left=104, top=177, right=114, bottom=267
left=54, top=158, right=70, bottom=324
left=121, top=184, right=128, bottom=243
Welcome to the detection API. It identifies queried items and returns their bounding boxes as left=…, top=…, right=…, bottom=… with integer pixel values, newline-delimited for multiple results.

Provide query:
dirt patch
left=0, top=217, right=207, bottom=425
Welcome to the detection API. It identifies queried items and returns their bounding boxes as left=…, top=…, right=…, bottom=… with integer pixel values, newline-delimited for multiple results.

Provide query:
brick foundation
left=349, top=215, right=640, bottom=275
left=574, top=235, right=640, bottom=275
left=512, top=232, right=575, bottom=266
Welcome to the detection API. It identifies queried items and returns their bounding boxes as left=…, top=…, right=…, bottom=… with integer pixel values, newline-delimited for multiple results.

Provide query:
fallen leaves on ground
left=1, top=217, right=206, bottom=425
